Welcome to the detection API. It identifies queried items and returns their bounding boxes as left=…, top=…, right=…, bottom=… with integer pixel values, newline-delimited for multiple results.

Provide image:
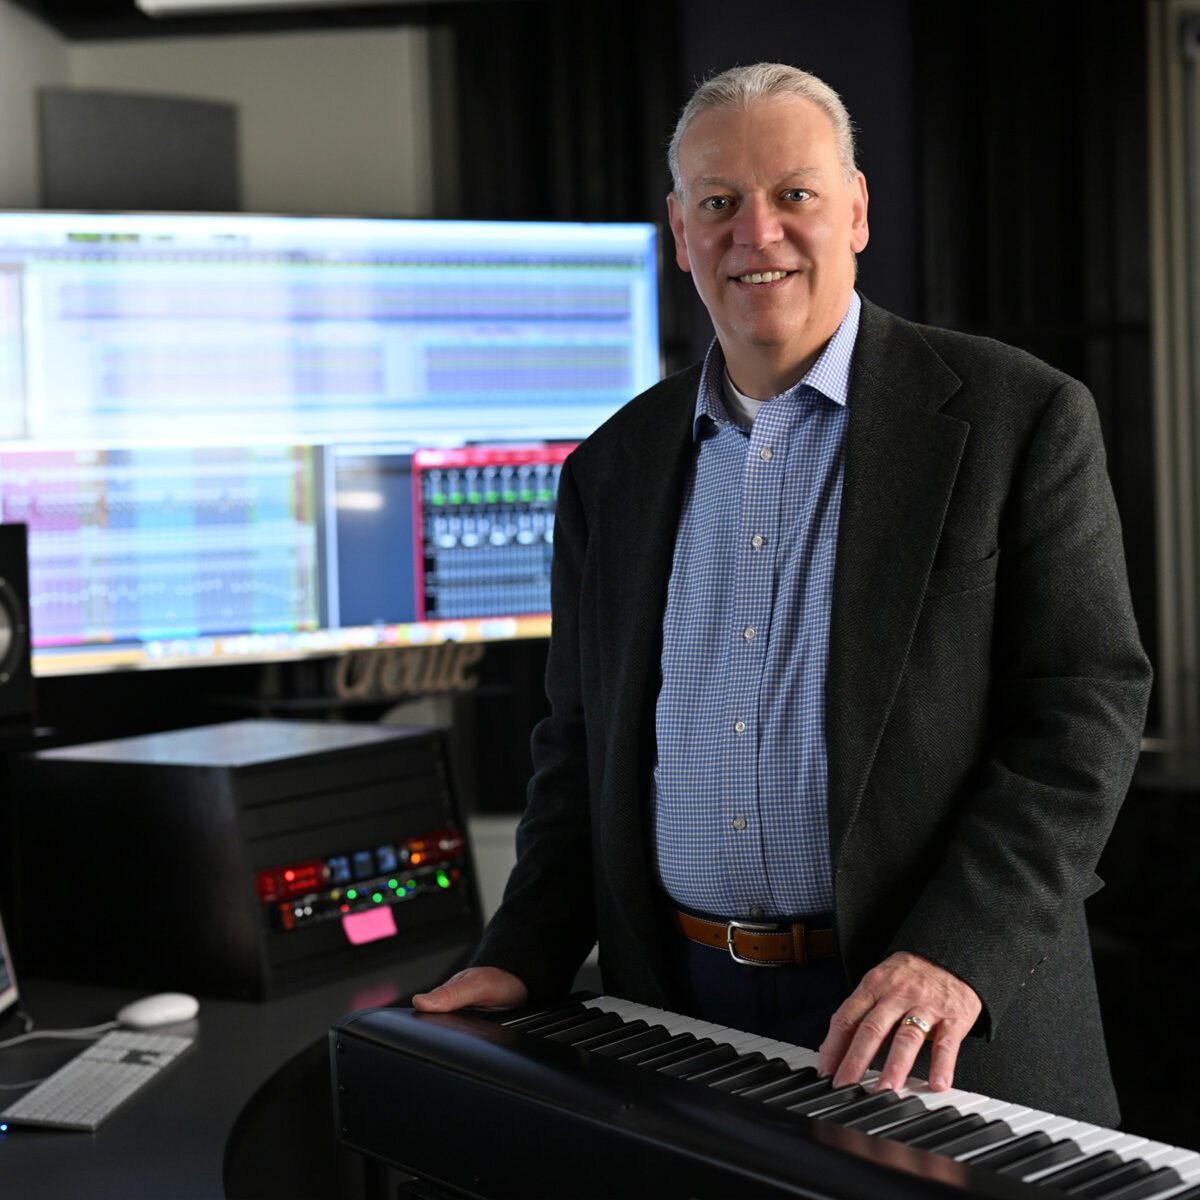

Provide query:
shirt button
left=733, top=719, right=747, bottom=734
left=742, top=626, right=756, bottom=641
left=732, top=815, right=747, bottom=831
left=750, top=534, right=765, bottom=550
left=759, top=447, right=774, bottom=462
left=749, top=904, right=765, bottom=918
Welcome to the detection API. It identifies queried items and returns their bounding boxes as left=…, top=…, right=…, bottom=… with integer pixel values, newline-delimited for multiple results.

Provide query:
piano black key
left=589, top=1025, right=671, bottom=1058
left=932, top=1119, right=1015, bottom=1158
left=785, top=1083, right=869, bottom=1117
left=762, top=1076, right=837, bottom=1108
left=641, top=1038, right=716, bottom=1071
left=1145, top=1182, right=1200, bottom=1200
left=500, top=1002, right=586, bottom=1031
left=733, top=1065, right=819, bottom=1100
left=1086, top=1167, right=1185, bottom=1200
left=967, top=1131, right=1055, bottom=1169
left=903, top=1112, right=986, bottom=1150
left=875, top=1103, right=963, bottom=1143
left=618, top=1033, right=697, bottom=1064
left=1033, top=1150, right=1124, bottom=1189
left=820, top=1089, right=908, bottom=1126
left=686, top=1052, right=766, bottom=1085
left=841, top=1095, right=928, bottom=1132
left=660, top=1044, right=740, bottom=1079
left=523, top=1009, right=611, bottom=1039
left=571, top=1019, right=649, bottom=1051
left=996, top=1140, right=1084, bottom=1178
left=1061, top=1160, right=1153, bottom=1197
left=544, top=1012, right=627, bottom=1044
left=709, top=1059, right=793, bottom=1093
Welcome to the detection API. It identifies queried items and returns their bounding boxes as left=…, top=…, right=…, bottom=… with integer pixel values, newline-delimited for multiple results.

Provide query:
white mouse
left=116, top=992, right=199, bottom=1029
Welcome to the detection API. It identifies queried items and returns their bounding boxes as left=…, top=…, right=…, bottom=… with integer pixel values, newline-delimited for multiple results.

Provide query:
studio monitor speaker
left=0, top=524, right=33, bottom=733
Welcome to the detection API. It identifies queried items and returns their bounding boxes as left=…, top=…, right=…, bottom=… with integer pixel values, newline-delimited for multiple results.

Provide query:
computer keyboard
left=0, top=1028, right=193, bottom=1131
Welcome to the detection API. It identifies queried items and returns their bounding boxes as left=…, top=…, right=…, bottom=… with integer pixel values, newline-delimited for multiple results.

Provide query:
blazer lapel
left=826, top=299, right=969, bottom=862
left=593, top=369, right=698, bottom=950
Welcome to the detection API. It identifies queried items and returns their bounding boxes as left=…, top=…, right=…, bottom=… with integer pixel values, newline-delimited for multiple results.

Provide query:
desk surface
left=0, top=945, right=465, bottom=1199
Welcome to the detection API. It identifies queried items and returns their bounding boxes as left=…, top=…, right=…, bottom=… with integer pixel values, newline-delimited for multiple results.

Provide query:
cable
left=0, top=1020, right=118, bottom=1052
left=0, top=1077, right=48, bottom=1091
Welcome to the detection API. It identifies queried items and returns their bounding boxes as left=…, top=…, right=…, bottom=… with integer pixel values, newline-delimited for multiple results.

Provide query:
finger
left=829, top=1000, right=909, bottom=1087
left=926, top=1020, right=967, bottom=1091
left=874, top=1015, right=933, bottom=1092
left=817, top=987, right=879, bottom=1077
left=412, top=967, right=527, bottom=1012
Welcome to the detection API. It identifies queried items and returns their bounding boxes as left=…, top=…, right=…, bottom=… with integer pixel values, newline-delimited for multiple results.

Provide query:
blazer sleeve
left=467, top=455, right=599, bottom=999
left=885, top=378, right=1152, bottom=1037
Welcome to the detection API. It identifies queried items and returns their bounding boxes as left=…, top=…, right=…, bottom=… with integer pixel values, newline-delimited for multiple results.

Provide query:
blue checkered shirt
left=653, top=292, right=861, bottom=920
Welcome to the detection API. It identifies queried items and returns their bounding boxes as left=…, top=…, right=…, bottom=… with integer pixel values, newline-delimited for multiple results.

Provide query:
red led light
left=256, top=859, right=328, bottom=903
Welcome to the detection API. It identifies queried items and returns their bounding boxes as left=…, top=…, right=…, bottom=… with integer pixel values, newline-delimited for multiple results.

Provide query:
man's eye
left=702, top=196, right=732, bottom=212
left=783, top=188, right=812, bottom=202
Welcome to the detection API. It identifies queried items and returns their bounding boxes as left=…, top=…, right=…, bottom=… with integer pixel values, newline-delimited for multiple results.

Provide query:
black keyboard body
left=331, top=998, right=1085, bottom=1200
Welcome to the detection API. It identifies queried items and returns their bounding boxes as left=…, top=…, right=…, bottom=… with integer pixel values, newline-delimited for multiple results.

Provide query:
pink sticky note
left=342, top=905, right=398, bottom=945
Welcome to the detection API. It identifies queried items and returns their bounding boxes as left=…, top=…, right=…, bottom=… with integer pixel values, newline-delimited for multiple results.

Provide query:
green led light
left=388, top=879, right=399, bottom=889
left=436, top=871, right=451, bottom=889
left=467, top=491, right=481, bottom=503
left=502, top=490, right=516, bottom=502
left=431, top=495, right=445, bottom=505
left=485, top=491, right=499, bottom=502
left=450, top=491, right=464, bottom=504
left=406, top=879, right=415, bottom=888
left=346, top=888, right=358, bottom=900
left=372, top=892, right=383, bottom=904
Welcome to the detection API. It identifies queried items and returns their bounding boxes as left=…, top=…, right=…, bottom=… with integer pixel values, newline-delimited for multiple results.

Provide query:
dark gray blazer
left=473, top=296, right=1152, bottom=1124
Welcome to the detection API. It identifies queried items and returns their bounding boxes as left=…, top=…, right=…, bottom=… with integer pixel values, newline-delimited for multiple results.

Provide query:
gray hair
left=668, top=63, right=858, bottom=194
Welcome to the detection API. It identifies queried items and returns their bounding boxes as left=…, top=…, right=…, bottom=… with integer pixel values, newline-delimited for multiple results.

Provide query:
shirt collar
left=692, top=290, right=862, bottom=440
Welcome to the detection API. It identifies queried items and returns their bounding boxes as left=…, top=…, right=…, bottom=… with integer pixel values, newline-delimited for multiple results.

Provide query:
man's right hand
left=411, top=966, right=529, bottom=1013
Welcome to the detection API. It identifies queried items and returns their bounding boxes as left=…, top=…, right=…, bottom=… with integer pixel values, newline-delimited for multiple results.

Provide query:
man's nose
left=733, top=196, right=784, bottom=247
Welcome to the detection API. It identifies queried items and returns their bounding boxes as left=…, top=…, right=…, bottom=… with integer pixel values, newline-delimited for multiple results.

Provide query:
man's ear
left=850, top=172, right=870, bottom=254
left=666, top=193, right=692, bottom=273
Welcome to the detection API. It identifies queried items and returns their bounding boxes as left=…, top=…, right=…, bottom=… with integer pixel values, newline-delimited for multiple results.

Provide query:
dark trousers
left=669, top=932, right=852, bottom=1052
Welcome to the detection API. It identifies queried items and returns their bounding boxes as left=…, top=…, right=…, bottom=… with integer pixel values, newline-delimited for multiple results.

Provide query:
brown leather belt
left=672, top=908, right=837, bottom=967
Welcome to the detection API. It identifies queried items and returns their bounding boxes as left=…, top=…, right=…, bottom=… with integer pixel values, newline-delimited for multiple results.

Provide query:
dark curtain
left=915, top=0, right=1156, bottom=689
left=446, top=0, right=692, bottom=367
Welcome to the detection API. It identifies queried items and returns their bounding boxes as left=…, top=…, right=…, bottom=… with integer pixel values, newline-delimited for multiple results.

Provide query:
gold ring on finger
left=901, top=1014, right=932, bottom=1037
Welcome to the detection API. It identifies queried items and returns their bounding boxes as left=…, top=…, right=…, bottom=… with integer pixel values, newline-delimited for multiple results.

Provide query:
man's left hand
left=817, top=951, right=981, bottom=1092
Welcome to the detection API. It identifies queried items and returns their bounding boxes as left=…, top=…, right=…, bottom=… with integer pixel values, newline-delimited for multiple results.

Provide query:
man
left=415, top=63, right=1151, bottom=1125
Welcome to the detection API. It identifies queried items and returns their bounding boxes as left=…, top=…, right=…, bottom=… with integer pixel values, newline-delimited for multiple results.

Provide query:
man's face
left=667, top=96, right=869, bottom=390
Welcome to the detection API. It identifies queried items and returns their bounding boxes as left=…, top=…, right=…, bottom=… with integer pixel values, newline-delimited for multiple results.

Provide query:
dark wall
left=677, top=0, right=920, bottom=363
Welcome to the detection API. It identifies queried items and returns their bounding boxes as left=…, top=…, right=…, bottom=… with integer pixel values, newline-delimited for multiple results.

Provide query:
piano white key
left=1007, top=1114, right=1079, bottom=1138
left=776, top=1046, right=823, bottom=1071
left=583, top=996, right=639, bottom=1016
left=973, top=1100, right=1031, bottom=1122
left=1154, top=1147, right=1200, bottom=1175
left=898, top=1080, right=991, bottom=1113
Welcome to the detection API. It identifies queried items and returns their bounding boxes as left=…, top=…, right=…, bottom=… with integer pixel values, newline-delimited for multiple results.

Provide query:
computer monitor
left=0, top=212, right=661, bottom=674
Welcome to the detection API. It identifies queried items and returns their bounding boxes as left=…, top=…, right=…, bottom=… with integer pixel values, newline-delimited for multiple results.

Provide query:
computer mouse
left=116, top=992, right=199, bottom=1029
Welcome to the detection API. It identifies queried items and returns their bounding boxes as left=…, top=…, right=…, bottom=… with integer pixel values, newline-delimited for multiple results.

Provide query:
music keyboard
left=331, top=994, right=1200, bottom=1200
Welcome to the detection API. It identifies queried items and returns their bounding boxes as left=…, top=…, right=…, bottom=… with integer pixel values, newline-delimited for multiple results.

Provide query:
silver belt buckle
left=726, top=918, right=786, bottom=967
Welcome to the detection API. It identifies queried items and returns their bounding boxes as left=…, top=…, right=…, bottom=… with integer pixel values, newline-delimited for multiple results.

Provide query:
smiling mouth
left=734, top=270, right=794, bottom=284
